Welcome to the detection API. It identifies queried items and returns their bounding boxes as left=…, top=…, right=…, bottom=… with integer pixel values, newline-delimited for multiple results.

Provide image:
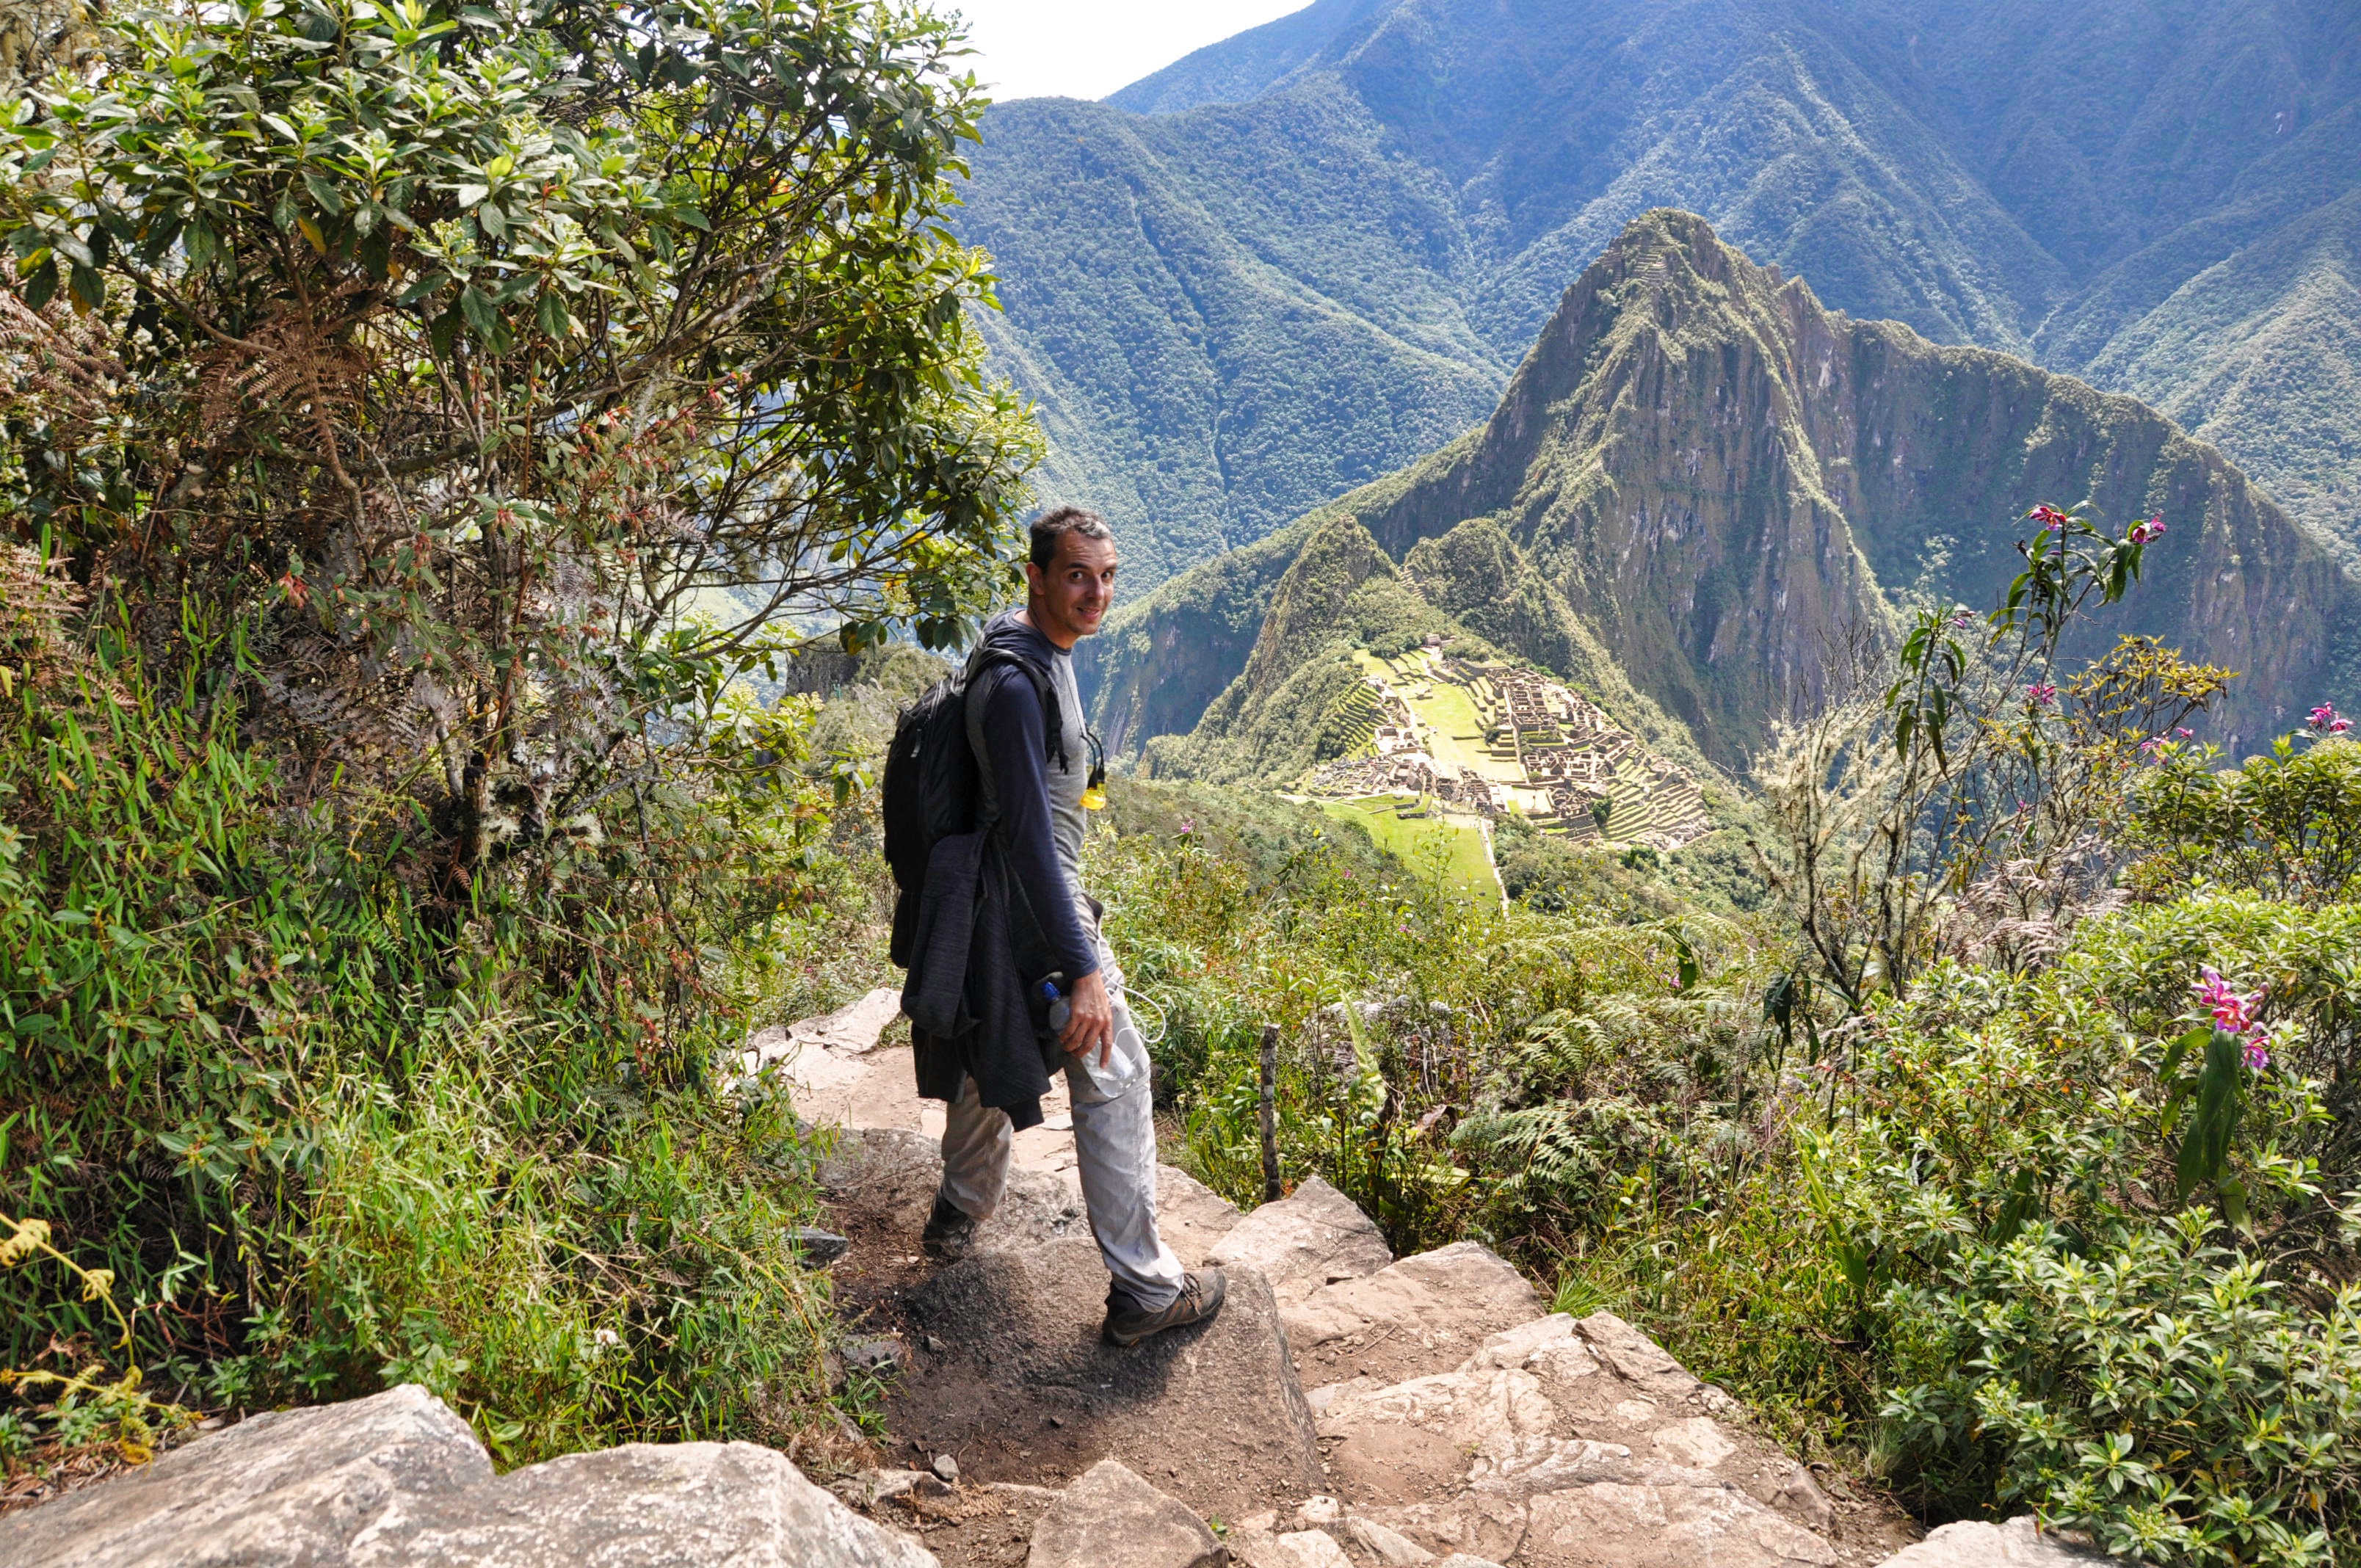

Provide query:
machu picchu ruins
left=1305, top=645, right=1712, bottom=854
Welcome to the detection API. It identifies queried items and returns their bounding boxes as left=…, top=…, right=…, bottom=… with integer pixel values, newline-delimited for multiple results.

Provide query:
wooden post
left=1259, top=1022, right=1282, bottom=1203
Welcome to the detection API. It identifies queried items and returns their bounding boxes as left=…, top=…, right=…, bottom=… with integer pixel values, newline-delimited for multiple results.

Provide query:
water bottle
left=1042, top=972, right=1147, bottom=1097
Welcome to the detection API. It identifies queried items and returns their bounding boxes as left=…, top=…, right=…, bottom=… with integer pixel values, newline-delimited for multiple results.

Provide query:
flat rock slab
left=0, top=1385, right=930, bottom=1568
left=1205, top=1176, right=1393, bottom=1304
left=0, top=1383, right=490, bottom=1568
left=1156, top=1164, right=1244, bottom=1266
left=743, top=1039, right=927, bottom=1133
left=880, top=1237, right=1324, bottom=1523
left=358, top=1439, right=935, bottom=1567
left=1321, top=1313, right=1908, bottom=1568
left=1873, top=1519, right=2118, bottom=1567
left=1285, top=1241, right=1543, bottom=1390
left=1028, top=1459, right=1225, bottom=1568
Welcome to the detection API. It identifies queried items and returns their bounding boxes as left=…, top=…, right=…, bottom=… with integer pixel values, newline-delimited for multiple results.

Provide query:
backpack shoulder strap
left=963, top=647, right=1067, bottom=774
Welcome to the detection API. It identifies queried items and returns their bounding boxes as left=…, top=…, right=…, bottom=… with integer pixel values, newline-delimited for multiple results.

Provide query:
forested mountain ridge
left=1087, top=211, right=2360, bottom=772
left=962, top=0, right=2361, bottom=588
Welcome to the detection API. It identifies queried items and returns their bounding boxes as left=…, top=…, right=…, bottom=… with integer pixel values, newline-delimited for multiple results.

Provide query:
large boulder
left=0, top=1383, right=488, bottom=1568
left=1318, top=1314, right=1865, bottom=1568
left=1026, top=1459, right=1226, bottom=1568
left=0, top=1385, right=932, bottom=1568
left=358, top=1439, right=936, bottom=1567
left=1284, top=1241, right=1543, bottom=1391
left=1873, top=1518, right=2119, bottom=1567
left=1156, top=1165, right=1244, bottom=1267
left=882, top=1236, right=1324, bottom=1522
left=1204, top=1177, right=1393, bottom=1303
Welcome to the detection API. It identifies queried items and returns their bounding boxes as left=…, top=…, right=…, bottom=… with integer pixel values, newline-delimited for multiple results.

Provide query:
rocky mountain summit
left=5, top=999, right=2125, bottom=1568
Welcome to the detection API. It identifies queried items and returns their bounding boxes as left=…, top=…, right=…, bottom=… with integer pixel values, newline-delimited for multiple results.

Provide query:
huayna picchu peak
left=1088, top=210, right=2361, bottom=776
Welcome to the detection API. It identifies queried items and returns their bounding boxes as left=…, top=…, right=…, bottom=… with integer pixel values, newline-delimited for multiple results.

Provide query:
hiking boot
left=921, top=1192, right=979, bottom=1261
left=1103, top=1268, right=1227, bottom=1346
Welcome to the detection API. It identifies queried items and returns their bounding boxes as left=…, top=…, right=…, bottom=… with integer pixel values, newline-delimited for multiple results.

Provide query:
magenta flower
left=2175, top=727, right=2192, bottom=738
left=2028, top=683, right=2058, bottom=705
left=2194, top=968, right=2271, bottom=1070
left=2307, top=703, right=2351, bottom=735
left=2128, top=516, right=2166, bottom=544
left=2027, top=504, right=2071, bottom=533
left=2139, top=736, right=2166, bottom=757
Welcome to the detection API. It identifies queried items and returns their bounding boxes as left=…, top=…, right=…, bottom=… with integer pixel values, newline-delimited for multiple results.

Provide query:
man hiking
left=907, top=506, right=1225, bottom=1347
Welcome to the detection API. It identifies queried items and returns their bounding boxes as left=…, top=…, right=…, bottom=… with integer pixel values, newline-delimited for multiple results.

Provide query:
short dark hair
left=1029, top=505, right=1114, bottom=570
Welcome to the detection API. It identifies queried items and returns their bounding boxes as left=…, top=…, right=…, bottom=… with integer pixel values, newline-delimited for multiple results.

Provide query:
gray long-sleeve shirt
left=965, top=611, right=1098, bottom=981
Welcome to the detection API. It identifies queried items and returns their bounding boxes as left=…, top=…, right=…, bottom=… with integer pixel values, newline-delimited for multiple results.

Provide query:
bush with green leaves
left=0, top=573, right=864, bottom=1458
left=0, top=0, right=1036, bottom=890
left=1882, top=1217, right=2359, bottom=1567
left=2133, top=733, right=2361, bottom=906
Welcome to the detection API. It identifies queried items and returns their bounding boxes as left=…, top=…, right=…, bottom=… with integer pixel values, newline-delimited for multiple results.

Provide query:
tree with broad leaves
left=0, top=0, right=1040, bottom=900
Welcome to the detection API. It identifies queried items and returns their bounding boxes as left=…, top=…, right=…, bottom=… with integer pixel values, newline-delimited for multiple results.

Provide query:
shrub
left=1882, top=1217, right=2360, bottom=1568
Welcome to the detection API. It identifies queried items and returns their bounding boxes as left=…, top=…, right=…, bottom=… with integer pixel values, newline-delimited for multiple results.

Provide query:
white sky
left=946, top=0, right=1310, bottom=104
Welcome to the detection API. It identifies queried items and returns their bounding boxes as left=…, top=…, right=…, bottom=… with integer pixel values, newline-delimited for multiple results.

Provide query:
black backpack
left=882, top=647, right=1063, bottom=967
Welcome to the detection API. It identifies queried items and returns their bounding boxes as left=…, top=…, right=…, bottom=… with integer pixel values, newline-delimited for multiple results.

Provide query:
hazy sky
left=948, top=0, right=1309, bottom=104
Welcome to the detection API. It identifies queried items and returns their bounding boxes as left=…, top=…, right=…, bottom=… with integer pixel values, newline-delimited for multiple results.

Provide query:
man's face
left=1026, top=532, right=1118, bottom=647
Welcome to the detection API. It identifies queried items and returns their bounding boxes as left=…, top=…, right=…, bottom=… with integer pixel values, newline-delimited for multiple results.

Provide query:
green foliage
left=0, top=567, right=876, bottom=1461
left=0, top=0, right=1037, bottom=895
left=1885, top=1220, right=2359, bottom=1567
left=258, top=1025, right=838, bottom=1462
left=1493, top=813, right=1766, bottom=920
left=0, top=1212, right=197, bottom=1487
left=2133, top=736, right=2361, bottom=904
left=0, top=0, right=1040, bottom=1465
left=1764, top=503, right=2230, bottom=1012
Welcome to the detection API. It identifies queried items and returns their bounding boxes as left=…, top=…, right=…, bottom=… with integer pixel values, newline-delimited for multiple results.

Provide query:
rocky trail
left=4, top=994, right=2118, bottom=1568
left=772, top=997, right=2107, bottom=1568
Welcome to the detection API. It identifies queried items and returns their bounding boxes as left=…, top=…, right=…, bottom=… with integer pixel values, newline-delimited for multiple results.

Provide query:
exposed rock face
left=1027, top=1459, right=1227, bottom=1568
left=1203, top=1175, right=1396, bottom=1303
left=0, top=1384, right=488, bottom=1567
left=358, top=1440, right=937, bottom=1568
left=0, top=1385, right=931, bottom=1568
left=1318, top=1313, right=1851, bottom=1568
left=1285, top=1241, right=1543, bottom=1390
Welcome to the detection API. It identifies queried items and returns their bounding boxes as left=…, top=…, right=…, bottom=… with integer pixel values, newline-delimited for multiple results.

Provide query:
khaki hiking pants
left=937, top=928, right=1185, bottom=1311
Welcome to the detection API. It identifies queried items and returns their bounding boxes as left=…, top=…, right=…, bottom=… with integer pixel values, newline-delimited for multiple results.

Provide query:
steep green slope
left=1097, top=213, right=2361, bottom=771
left=963, top=0, right=2361, bottom=579
left=2083, top=190, right=2361, bottom=566
left=959, top=94, right=1501, bottom=589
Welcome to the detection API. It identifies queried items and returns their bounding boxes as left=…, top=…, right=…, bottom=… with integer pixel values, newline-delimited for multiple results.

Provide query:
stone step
left=1285, top=1241, right=1542, bottom=1395
left=1203, top=1175, right=1395, bottom=1304
left=1311, top=1311, right=1925, bottom=1567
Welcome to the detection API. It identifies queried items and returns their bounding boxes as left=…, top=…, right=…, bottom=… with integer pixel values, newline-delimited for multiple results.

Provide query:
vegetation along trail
left=0, top=2, right=2356, bottom=1568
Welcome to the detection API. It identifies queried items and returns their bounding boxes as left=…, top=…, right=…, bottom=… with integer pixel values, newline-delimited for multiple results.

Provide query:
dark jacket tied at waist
left=899, top=827, right=1061, bottom=1133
